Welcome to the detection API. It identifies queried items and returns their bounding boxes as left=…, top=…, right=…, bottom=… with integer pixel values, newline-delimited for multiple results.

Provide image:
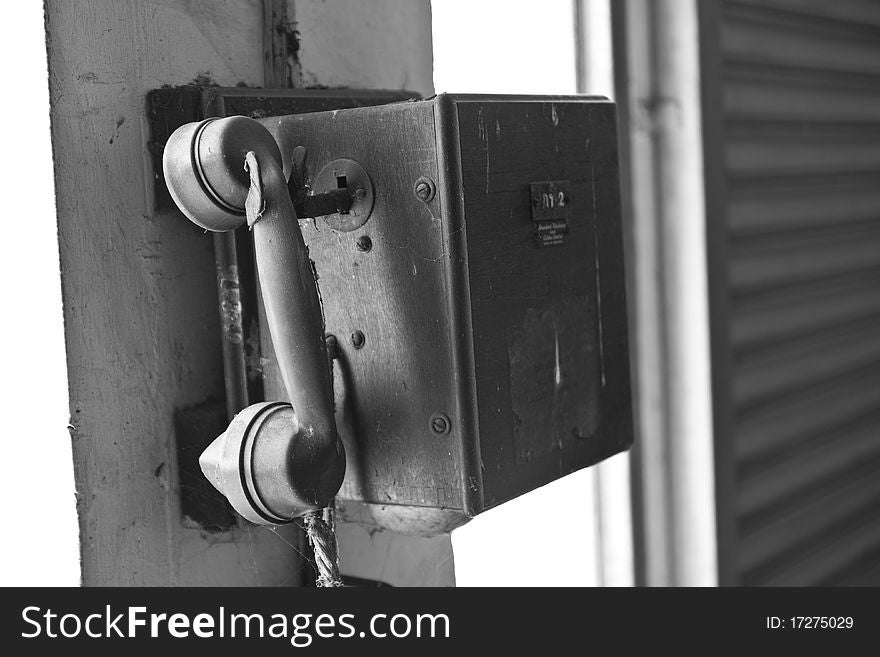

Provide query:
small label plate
left=530, top=181, right=571, bottom=247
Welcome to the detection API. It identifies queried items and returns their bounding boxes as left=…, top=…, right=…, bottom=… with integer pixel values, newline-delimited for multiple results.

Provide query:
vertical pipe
left=612, top=0, right=718, bottom=586
left=212, top=233, right=249, bottom=420
left=655, top=0, right=718, bottom=588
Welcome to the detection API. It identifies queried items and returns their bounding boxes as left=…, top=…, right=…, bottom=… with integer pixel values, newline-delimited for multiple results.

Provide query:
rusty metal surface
left=262, top=95, right=631, bottom=521
left=153, top=89, right=631, bottom=531
left=213, top=233, right=249, bottom=420
left=311, top=158, right=374, bottom=232
left=266, top=102, right=464, bottom=515
left=447, top=96, right=632, bottom=510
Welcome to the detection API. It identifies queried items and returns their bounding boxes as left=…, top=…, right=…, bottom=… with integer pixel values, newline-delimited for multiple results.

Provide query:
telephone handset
left=164, top=116, right=345, bottom=523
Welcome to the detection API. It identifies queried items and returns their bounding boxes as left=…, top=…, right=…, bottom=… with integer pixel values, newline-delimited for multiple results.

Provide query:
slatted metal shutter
left=719, top=0, right=880, bottom=585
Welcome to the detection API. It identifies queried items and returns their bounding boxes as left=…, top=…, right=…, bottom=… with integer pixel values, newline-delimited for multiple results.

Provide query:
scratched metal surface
left=255, top=95, right=632, bottom=521
left=262, top=102, right=465, bottom=513
left=451, top=97, right=632, bottom=510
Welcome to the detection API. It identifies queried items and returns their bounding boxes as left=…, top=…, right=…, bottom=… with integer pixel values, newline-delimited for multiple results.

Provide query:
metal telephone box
left=158, top=91, right=632, bottom=535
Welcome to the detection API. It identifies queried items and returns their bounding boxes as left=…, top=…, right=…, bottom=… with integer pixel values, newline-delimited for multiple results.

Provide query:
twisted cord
left=302, top=506, right=343, bottom=587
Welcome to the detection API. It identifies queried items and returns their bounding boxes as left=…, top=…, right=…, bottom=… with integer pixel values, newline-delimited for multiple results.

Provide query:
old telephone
left=161, top=92, right=632, bottom=536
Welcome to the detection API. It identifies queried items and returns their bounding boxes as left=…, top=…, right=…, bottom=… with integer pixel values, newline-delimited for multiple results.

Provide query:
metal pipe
left=612, top=0, right=718, bottom=586
left=212, top=232, right=249, bottom=421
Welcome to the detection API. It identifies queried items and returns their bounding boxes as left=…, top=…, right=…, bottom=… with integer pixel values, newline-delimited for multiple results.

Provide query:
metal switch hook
left=163, top=116, right=345, bottom=524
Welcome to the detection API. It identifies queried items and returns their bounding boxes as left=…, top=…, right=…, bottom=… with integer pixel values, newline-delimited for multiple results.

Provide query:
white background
left=0, top=3, right=81, bottom=585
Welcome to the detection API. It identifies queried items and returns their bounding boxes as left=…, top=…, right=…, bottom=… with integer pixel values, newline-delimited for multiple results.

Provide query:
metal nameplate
left=530, top=181, right=571, bottom=247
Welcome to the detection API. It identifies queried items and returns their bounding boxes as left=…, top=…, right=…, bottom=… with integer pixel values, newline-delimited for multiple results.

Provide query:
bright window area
left=431, top=0, right=630, bottom=586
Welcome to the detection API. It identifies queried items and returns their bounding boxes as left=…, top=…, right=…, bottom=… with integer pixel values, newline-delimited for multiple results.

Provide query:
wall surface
left=47, top=0, right=435, bottom=586
left=295, top=0, right=433, bottom=92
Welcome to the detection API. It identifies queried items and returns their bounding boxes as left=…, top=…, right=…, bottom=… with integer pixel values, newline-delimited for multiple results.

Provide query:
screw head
left=430, top=413, right=451, bottom=436
left=350, top=330, right=366, bottom=349
left=414, top=176, right=436, bottom=202
left=356, top=235, right=372, bottom=252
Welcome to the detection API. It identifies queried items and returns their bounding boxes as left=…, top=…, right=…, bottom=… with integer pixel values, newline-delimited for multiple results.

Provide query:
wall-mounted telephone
left=160, top=91, right=632, bottom=535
